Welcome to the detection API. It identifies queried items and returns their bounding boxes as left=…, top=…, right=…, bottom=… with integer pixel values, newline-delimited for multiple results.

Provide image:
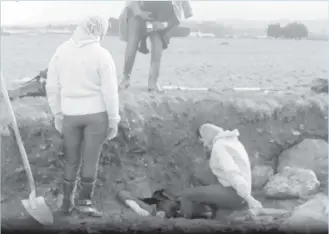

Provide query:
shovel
left=0, top=72, right=53, bottom=225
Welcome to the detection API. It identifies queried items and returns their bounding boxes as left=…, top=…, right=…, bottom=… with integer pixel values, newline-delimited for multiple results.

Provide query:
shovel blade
left=21, top=196, right=53, bottom=225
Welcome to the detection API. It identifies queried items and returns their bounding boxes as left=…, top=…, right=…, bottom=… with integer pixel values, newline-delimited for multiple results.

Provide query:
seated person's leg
left=191, top=162, right=219, bottom=187
left=180, top=184, right=246, bottom=219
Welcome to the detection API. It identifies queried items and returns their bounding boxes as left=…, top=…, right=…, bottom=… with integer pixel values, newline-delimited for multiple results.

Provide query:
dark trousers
left=123, top=12, right=144, bottom=78
left=62, top=112, right=108, bottom=184
left=123, top=11, right=164, bottom=84
left=180, top=162, right=246, bottom=219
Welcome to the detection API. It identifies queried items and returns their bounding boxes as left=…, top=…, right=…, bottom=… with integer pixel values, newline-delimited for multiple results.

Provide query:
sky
left=1, top=1, right=328, bottom=26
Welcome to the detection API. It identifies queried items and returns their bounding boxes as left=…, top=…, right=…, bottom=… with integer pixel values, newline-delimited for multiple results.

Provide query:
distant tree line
left=266, top=22, right=308, bottom=39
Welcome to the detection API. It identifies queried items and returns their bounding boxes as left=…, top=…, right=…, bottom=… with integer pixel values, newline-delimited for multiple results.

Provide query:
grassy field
left=1, top=34, right=327, bottom=91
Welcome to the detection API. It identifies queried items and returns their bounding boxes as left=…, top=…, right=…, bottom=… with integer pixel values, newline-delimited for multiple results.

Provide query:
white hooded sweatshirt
left=46, top=16, right=120, bottom=127
left=199, top=124, right=252, bottom=200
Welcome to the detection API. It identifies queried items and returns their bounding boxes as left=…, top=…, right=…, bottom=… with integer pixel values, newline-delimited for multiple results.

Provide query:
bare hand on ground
left=247, top=197, right=263, bottom=210
left=249, top=200, right=263, bottom=209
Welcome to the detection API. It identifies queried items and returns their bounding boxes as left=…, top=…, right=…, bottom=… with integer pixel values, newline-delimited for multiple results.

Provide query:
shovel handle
left=0, top=72, right=36, bottom=194
left=29, top=191, right=37, bottom=209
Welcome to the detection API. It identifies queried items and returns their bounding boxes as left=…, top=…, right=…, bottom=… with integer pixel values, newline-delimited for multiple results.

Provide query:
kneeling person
left=180, top=123, right=262, bottom=219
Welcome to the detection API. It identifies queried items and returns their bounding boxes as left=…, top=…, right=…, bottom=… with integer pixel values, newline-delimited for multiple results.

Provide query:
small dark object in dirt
left=311, top=78, right=328, bottom=94
left=141, top=189, right=181, bottom=218
left=141, top=189, right=213, bottom=219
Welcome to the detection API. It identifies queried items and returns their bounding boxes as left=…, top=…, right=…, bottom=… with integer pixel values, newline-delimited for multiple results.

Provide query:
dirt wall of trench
left=1, top=90, right=328, bottom=216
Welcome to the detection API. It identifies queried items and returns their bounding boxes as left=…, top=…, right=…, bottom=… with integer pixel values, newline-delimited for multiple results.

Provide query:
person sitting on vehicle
left=179, top=123, right=263, bottom=219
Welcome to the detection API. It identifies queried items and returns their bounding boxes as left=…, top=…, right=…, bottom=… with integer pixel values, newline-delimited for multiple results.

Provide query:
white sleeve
left=210, top=143, right=251, bottom=200
left=98, top=49, right=121, bottom=127
left=45, top=53, right=61, bottom=116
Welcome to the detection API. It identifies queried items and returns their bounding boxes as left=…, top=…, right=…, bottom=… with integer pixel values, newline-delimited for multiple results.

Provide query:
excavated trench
left=1, top=89, right=328, bottom=232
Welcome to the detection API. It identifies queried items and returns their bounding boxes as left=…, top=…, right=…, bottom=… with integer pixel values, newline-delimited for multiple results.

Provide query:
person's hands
left=152, top=21, right=168, bottom=31
left=107, top=124, right=118, bottom=141
left=136, top=11, right=153, bottom=21
left=247, top=196, right=263, bottom=210
left=54, top=114, right=63, bottom=134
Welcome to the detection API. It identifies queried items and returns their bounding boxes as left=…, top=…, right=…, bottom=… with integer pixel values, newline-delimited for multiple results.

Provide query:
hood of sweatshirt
left=199, top=123, right=240, bottom=150
left=71, top=15, right=109, bottom=48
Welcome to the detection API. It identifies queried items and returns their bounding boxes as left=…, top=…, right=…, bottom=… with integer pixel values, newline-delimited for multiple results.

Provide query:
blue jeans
left=62, top=112, right=108, bottom=184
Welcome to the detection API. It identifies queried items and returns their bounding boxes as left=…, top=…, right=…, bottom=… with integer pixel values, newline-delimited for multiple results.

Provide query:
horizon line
left=2, top=17, right=328, bottom=27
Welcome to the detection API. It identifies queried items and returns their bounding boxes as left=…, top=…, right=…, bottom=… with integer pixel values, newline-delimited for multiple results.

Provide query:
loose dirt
left=1, top=88, right=327, bottom=232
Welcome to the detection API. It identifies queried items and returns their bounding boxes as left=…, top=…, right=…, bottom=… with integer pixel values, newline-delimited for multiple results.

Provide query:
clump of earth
left=1, top=87, right=328, bottom=233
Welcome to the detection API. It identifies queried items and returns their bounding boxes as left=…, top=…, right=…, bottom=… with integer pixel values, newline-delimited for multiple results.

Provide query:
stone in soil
left=225, top=207, right=290, bottom=228
left=277, top=139, right=328, bottom=191
left=252, top=165, right=274, bottom=189
left=264, top=167, right=320, bottom=199
left=279, top=193, right=328, bottom=232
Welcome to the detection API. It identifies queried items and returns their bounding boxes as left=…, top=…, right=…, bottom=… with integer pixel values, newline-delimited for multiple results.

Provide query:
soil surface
left=1, top=89, right=327, bottom=232
left=1, top=35, right=327, bottom=92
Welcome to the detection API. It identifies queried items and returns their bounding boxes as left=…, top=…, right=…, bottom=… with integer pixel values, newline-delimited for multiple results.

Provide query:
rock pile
left=263, top=139, right=328, bottom=198
left=260, top=138, right=328, bottom=232
left=280, top=193, right=328, bottom=232
left=264, top=167, right=320, bottom=199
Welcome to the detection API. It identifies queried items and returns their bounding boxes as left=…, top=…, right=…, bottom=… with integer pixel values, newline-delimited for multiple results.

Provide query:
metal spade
left=1, top=72, right=53, bottom=225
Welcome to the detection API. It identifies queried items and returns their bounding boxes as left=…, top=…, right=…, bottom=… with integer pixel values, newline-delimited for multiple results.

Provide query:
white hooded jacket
left=199, top=124, right=252, bottom=200
left=46, top=16, right=120, bottom=127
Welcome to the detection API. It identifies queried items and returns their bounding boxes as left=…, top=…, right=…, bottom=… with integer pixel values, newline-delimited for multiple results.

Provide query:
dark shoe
left=148, top=85, right=165, bottom=93
left=76, top=199, right=103, bottom=217
left=58, top=180, right=76, bottom=216
left=76, top=181, right=102, bottom=218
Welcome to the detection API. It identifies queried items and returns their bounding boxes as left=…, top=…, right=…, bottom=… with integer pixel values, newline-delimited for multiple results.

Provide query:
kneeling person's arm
left=211, top=144, right=261, bottom=209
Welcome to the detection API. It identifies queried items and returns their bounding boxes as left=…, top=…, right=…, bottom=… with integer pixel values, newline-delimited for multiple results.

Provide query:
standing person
left=46, top=15, right=121, bottom=218
left=179, top=124, right=263, bottom=219
left=118, top=0, right=193, bottom=93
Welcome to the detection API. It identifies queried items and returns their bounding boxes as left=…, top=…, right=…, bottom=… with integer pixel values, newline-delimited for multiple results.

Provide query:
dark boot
left=76, top=181, right=102, bottom=217
left=58, top=180, right=76, bottom=216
